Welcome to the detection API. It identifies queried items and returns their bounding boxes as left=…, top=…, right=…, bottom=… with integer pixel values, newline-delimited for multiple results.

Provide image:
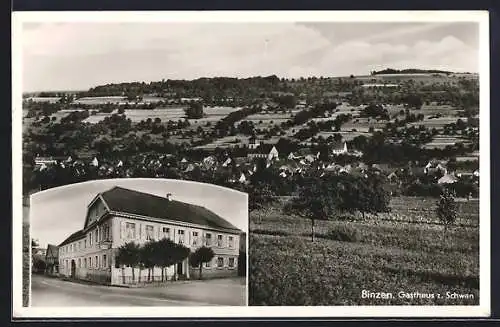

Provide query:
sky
left=21, top=21, right=479, bottom=92
left=29, top=179, right=248, bottom=249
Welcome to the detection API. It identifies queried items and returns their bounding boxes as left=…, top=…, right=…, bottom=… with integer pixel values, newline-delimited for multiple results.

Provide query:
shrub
left=326, top=224, right=361, bottom=242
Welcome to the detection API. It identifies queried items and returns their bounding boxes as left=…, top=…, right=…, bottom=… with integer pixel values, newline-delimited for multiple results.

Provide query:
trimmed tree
left=116, top=242, right=141, bottom=284
left=154, top=238, right=180, bottom=282
left=141, top=241, right=156, bottom=282
left=189, top=246, right=215, bottom=280
left=172, top=242, right=191, bottom=280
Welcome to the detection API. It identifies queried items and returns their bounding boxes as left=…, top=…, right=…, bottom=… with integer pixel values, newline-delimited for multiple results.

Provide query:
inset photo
left=29, top=178, right=247, bottom=307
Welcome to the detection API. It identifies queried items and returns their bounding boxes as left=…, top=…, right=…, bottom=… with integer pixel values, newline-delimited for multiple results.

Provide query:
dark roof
left=59, top=230, right=85, bottom=247
left=331, top=141, right=347, bottom=150
left=46, top=244, right=59, bottom=258
left=100, top=186, right=241, bottom=232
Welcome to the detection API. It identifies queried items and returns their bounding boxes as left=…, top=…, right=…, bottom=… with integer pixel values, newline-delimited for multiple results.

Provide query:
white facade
left=58, top=196, right=241, bottom=285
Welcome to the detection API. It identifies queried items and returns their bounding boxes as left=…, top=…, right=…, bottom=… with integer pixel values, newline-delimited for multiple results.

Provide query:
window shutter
left=120, top=221, right=125, bottom=239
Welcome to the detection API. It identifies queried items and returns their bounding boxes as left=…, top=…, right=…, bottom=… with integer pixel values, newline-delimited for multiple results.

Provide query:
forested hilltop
left=370, top=68, right=454, bottom=75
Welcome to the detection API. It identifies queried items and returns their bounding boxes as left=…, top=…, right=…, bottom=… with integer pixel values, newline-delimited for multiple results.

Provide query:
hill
left=370, top=68, right=453, bottom=76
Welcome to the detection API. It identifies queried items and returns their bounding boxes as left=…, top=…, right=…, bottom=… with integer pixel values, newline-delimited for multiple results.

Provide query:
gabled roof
left=100, top=186, right=241, bottom=232
left=59, top=230, right=86, bottom=247
left=46, top=244, right=59, bottom=258
left=331, top=141, right=346, bottom=151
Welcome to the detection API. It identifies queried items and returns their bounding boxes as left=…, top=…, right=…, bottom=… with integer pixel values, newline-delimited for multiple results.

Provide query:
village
left=22, top=71, right=480, bottom=307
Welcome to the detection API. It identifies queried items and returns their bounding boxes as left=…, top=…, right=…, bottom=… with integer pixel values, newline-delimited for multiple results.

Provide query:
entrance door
left=70, top=260, right=76, bottom=278
left=177, top=261, right=183, bottom=275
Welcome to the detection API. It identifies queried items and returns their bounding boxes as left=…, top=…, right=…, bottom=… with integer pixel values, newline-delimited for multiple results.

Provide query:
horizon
left=22, top=69, right=478, bottom=94
left=20, top=21, right=479, bottom=93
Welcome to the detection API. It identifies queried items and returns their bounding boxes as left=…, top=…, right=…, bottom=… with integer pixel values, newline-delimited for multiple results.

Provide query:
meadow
left=249, top=196, right=479, bottom=305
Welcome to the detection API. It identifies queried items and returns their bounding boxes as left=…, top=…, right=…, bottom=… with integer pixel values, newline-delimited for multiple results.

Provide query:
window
left=146, top=225, right=154, bottom=241
left=217, top=235, right=223, bottom=247
left=205, top=233, right=212, bottom=246
left=89, top=257, right=92, bottom=268
left=228, top=257, right=235, bottom=268
left=95, top=229, right=99, bottom=243
left=84, top=239, right=87, bottom=248
left=78, top=258, right=81, bottom=268
left=95, top=256, right=98, bottom=268
left=192, top=231, right=199, bottom=246
left=162, top=227, right=170, bottom=239
left=103, top=255, right=107, bottom=268
left=84, top=258, right=87, bottom=268
left=217, top=257, right=224, bottom=268
left=125, top=222, right=136, bottom=239
left=89, top=233, right=92, bottom=246
left=178, top=230, right=185, bottom=244
left=228, top=236, right=234, bottom=249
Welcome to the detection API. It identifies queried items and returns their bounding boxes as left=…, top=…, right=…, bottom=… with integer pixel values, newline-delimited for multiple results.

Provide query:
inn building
left=58, top=186, right=243, bottom=285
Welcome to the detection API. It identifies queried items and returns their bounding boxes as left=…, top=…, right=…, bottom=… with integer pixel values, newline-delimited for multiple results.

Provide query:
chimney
left=166, top=193, right=172, bottom=201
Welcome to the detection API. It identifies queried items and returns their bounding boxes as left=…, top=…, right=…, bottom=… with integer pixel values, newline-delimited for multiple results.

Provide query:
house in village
left=424, top=160, right=448, bottom=176
left=438, top=173, right=458, bottom=184
left=248, top=136, right=261, bottom=150
left=57, top=186, right=243, bottom=285
left=332, top=142, right=348, bottom=155
left=247, top=144, right=279, bottom=161
left=45, top=244, right=59, bottom=276
left=34, top=155, right=67, bottom=168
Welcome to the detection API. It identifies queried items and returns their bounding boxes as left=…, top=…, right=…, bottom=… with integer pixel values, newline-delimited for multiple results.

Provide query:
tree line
left=115, top=239, right=215, bottom=283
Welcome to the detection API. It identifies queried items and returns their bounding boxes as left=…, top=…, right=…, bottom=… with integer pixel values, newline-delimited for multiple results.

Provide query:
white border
left=12, top=10, right=490, bottom=318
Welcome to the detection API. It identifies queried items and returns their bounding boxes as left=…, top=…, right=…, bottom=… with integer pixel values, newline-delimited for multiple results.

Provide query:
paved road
left=31, top=274, right=246, bottom=306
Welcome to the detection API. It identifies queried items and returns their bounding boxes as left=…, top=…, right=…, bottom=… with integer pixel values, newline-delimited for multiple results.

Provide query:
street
left=31, top=274, right=246, bottom=306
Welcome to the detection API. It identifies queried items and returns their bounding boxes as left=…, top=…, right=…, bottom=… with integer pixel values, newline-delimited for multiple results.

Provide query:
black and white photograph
left=29, top=179, right=247, bottom=307
left=12, top=10, right=490, bottom=318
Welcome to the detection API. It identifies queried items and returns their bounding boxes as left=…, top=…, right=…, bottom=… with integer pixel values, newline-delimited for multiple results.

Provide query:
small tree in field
left=436, top=189, right=458, bottom=237
left=189, top=246, right=215, bottom=279
left=294, top=177, right=339, bottom=242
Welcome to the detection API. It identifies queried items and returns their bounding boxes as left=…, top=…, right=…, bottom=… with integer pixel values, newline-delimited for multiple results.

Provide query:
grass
left=249, top=197, right=479, bottom=305
left=23, top=223, right=30, bottom=307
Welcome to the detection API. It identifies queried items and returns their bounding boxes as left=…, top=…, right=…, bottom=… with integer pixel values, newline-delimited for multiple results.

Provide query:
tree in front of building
left=141, top=241, right=157, bottom=282
left=153, top=238, right=179, bottom=282
left=436, top=189, right=458, bottom=239
left=116, top=242, right=141, bottom=284
left=189, top=246, right=215, bottom=280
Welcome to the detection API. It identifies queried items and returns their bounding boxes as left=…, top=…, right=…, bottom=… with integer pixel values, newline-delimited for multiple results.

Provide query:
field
left=189, top=106, right=241, bottom=125
left=74, top=96, right=126, bottom=105
left=26, top=97, right=61, bottom=103
left=83, top=109, right=119, bottom=124
left=124, top=108, right=185, bottom=122
left=23, top=222, right=29, bottom=307
left=249, top=196, right=479, bottom=305
left=316, top=131, right=371, bottom=142
left=423, top=135, right=470, bottom=149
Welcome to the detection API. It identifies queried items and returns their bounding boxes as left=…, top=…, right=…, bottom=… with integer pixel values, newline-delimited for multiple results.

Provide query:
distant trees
left=185, top=102, right=204, bottom=119
left=288, top=174, right=391, bottom=241
left=403, top=94, right=423, bottom=109
left=189, top=246, right=215, bottom=279
left=361, top=104, right=389, bottom=120
left=274, top=94, right=297, bottom=109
